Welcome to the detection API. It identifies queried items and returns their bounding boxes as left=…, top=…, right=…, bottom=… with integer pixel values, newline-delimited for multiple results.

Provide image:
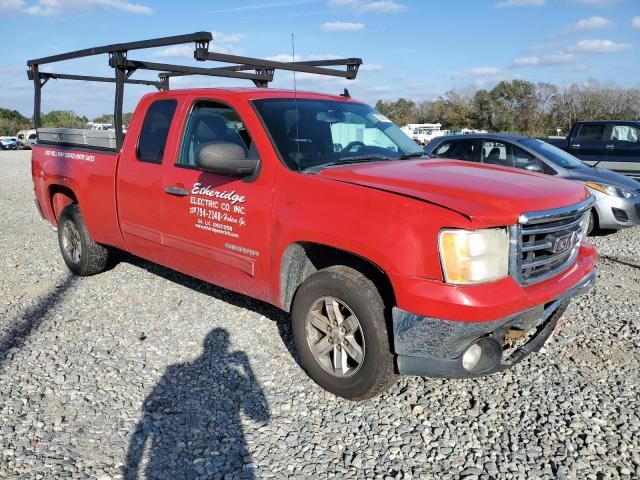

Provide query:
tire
left=291, top=266, right=396, bottom=401
left=57, top=204, right=109, bottom=276
left=586, top=210, right=597, bottom=236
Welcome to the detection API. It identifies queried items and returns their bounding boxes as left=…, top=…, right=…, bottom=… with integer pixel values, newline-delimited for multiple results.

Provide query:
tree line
left=0, top=109, right=134, bottom=136
left=376, top=80, right=640, bottom=136
left=2, top=79, right=638, bottom=137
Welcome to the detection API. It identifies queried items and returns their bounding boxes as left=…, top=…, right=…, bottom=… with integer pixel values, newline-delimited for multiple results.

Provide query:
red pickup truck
left=29, top=35, right=597, bottom=400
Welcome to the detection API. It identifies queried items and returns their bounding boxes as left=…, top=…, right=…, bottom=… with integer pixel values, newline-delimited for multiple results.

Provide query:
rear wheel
left=57, top=204, right=109, bottom=276
left=291, top=266, right=396, bottom=400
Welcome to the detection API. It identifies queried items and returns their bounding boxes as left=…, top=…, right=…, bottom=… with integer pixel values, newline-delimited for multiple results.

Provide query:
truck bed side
left=31, top=144, right=127, bottom=250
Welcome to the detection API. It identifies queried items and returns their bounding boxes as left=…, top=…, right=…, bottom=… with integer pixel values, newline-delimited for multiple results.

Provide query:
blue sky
left=1, top=0, right=638, bottom=119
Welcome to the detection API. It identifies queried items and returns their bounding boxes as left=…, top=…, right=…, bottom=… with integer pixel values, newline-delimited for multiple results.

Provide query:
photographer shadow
left=125, top=328, right=270, bottom=480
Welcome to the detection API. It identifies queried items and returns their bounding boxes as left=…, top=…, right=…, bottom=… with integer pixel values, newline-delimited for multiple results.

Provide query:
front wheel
left=291, top=266, right=396, bottom=400
left=57, top=204, right=110, bottom=276
left=586, top=210, right=597, bottom=236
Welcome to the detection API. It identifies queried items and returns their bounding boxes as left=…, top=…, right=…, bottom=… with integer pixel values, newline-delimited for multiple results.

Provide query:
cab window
left=178, top=101, right=256, bottom=168
left=432, top=140, right=478, bottom=162
left=610, top=124, right=640, bottom=143
left=482, top=140, right=545, bottom=172
left=136, top=99, right=177, bottom=164
left=577, top=124, right=605, bottom=141
left=482, top=141, right=510, bottom=166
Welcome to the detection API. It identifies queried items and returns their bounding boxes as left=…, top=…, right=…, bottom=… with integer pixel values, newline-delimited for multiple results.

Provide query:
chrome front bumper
left=392, top=268, right=597, bottom=378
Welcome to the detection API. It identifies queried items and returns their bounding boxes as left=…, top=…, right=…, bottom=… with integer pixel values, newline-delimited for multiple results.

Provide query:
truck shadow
left=0, top=274, right=75, bottom=371
left=118, top=252, right=300, bottom=366
left=124, top=327, right=270, bottom=480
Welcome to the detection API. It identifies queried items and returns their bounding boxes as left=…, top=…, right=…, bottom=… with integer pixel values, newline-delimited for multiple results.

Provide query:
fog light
left=462, top=344, right=482, bottom=371
left=460, top=338, right=503, bottom=374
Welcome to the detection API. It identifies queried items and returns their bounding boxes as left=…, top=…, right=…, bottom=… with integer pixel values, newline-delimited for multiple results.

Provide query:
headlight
left=438, top=228, right=510, bottom=285
left=585, top=182, right=636, bottom=199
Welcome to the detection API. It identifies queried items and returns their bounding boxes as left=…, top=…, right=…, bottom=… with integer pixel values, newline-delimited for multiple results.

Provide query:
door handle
left=164, top=185, right=189, bottom=197
left=571, top=144, right=580, bottom=149
left=605, top=144, right=615, bottom=150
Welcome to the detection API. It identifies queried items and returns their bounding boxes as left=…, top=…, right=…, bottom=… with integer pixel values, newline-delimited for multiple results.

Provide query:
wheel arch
left=279, top=241, right=396, bottom=313
left=49, top=185, right=78, bottom=222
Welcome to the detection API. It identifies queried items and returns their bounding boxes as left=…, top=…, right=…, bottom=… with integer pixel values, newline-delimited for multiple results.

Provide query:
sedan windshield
left=252, top=98, right=424, bottom=171
left=519, top=138, right=585, bottom=169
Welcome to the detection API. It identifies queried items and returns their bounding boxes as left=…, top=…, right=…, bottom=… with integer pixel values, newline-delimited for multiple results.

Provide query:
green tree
left=489, top=80, right=538, bottom=133
left=470, top=89, right=493, bottom=131
left=93, top=114, right=114, bottom=124
left=0, top=108, right=31, bottom=136
left=375, top=98, right=416, bottom=126
left=41, top=110, right=88, bottom=128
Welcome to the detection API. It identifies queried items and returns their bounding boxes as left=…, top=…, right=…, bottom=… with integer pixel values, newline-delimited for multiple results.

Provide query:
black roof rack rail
left=27, top=31, right=362, bottom=150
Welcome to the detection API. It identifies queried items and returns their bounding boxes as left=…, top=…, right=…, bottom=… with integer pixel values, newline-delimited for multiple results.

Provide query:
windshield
left=519, top=138, right=585, bottom=169
left=252, top=98, right=424, bottom=171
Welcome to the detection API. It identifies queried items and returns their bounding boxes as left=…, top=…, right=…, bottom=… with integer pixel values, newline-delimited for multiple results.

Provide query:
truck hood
left=317, top=159, right=590, bottom=225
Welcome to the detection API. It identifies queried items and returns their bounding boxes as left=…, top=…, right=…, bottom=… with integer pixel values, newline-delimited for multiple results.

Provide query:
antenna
left=292, top=33, right=301, bottom=172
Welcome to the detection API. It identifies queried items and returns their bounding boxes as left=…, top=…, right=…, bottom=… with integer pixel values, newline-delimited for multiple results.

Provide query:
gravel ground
left=1, top=149, right=639, bottom=480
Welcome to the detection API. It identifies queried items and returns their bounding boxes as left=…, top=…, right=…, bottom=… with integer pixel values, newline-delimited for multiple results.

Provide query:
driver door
left=160, top=97, right=274, bottom=300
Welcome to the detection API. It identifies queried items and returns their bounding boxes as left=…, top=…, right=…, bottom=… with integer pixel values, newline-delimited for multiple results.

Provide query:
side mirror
left=524, top=162, right=543, bottom=173
left=195, top=142, right=258, bottom=177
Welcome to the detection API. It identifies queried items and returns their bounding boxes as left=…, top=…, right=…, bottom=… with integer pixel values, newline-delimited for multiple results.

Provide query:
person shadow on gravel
left=125, top=328, right=270, bottom=480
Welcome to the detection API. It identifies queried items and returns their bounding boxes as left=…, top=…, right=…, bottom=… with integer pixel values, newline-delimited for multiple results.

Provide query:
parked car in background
left=400, top=123, right=446, bottom=145
left=425, top=133, right=640, bottom=234
left=0, top=137, right=18, bottom=150
left=20, top=129, right=37, bottom=149
left=543, top=121, right=640, bottom=179
left=16, top=130, right=28, bottom=149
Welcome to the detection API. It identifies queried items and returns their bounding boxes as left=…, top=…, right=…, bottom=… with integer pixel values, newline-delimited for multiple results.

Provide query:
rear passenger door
left=569, top=123, right=606, bottom=165
left=117, top=98, right=179, bottom=264
left=605, top=123, right=640, bottom=177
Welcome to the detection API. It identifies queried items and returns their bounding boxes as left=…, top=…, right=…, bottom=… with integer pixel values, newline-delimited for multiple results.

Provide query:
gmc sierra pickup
left=29, top=34, right=597, bottom=400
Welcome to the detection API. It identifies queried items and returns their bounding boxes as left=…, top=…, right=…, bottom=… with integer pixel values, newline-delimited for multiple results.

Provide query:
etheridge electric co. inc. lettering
left=191, top=183, right=246, bottom=205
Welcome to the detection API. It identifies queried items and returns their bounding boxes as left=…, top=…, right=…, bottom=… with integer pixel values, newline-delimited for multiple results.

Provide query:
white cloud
left=361, top=0, right=404, bottom=12
left=12, top=0, right=153, bottom=15
left=321, top=21, right=365, bottom=31
left=632, top=17, right=640, bottom=28
left=328, top=0, right=405, bottom=14
left=511, top=53, right=575, bottom=67
left=451, top=67, right=513, bottom=88
left=210, top=31, right=246, bottom=44
left=569, top=0, right=618, bottom=5
left=571, top=16, right=611, bottom=32
left=0, top=0, right=26, bottom=11
left=494, top=0, right=544, bottom=7
left=155, top=31, right=245, bottom=57
left=212, top=0, right=317, bottom=13
left=153, top=45, right=194, bottom=59
left=359, top=63, right=383, bottom=71
left=572, top=39, right=631, bottom=53
left=453, top=67, right=502, bottom=79
left=267, top=53, right=342, bottom=62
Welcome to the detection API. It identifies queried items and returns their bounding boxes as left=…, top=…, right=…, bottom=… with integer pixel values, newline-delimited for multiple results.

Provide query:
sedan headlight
left=438, top=228, right=510, bottom=285
left=585, top=182, right=637, bottom=199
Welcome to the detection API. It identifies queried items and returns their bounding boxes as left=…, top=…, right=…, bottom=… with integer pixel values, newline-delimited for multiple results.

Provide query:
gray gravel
left=1, top=149, right=639, bottom=479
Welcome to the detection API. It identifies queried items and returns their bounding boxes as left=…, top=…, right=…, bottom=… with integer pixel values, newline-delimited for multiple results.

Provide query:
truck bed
left=31, top=143, right=125, bottom=250
left=37, top=128, right=118, bottom=150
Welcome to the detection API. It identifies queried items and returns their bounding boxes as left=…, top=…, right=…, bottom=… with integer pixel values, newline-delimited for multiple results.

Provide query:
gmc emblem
left=552, top=232, right=576, bottom=254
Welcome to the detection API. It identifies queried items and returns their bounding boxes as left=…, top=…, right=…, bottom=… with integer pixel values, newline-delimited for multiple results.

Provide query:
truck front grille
left=512, top=197, right=594, bottom=285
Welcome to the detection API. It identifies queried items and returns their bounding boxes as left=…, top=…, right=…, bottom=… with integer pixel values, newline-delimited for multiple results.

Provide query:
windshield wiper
left=303, top=154, right=395, bottom=172
left=398, top=152, right=426, bottom=159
